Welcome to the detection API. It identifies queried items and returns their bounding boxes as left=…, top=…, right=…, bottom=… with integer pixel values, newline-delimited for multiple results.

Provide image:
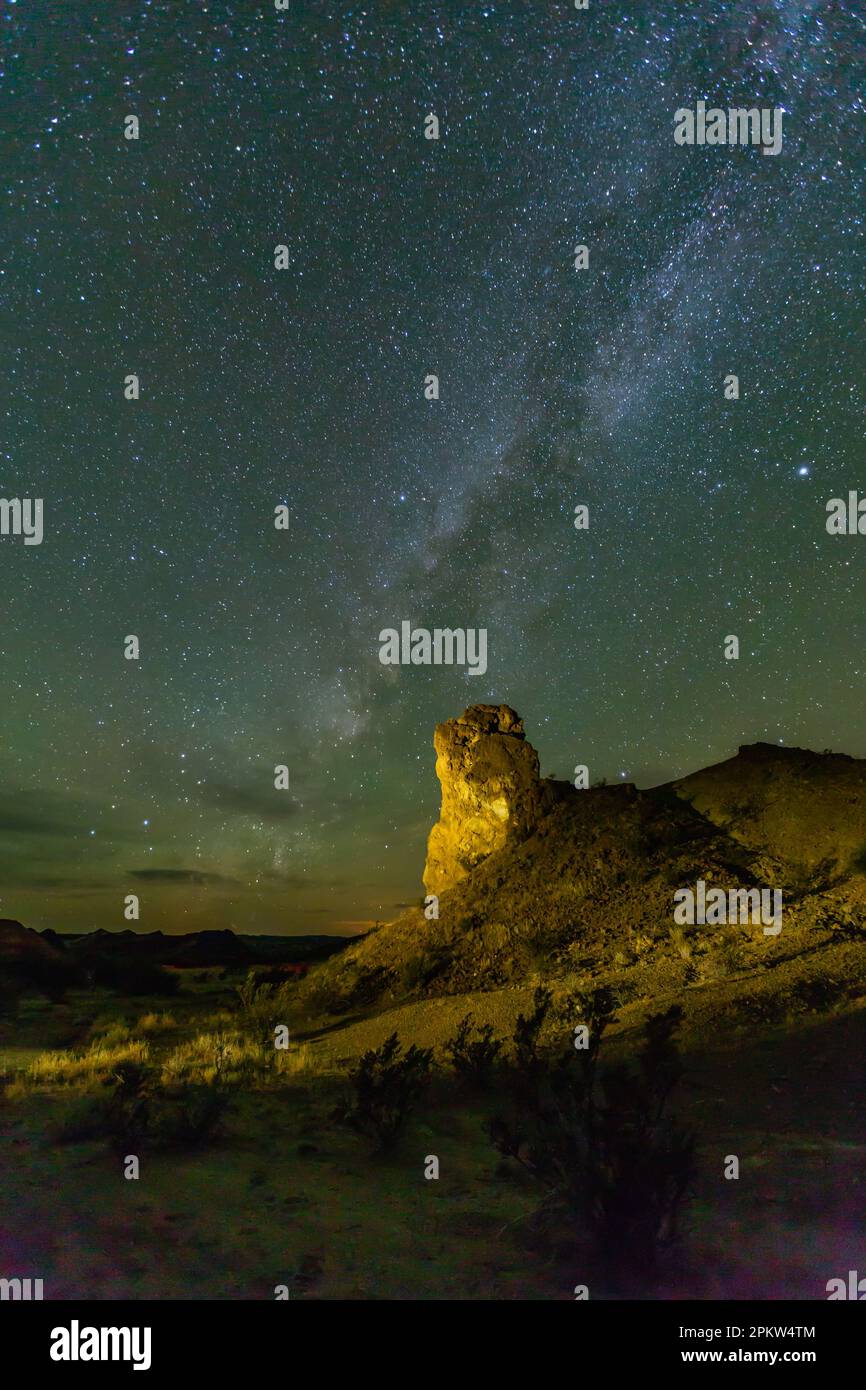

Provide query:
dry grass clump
left=26, top=1039, right=151, bottom=1087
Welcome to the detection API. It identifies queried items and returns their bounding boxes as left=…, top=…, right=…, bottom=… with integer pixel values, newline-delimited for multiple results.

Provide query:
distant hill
left=38, top=928, right=350, bottom=971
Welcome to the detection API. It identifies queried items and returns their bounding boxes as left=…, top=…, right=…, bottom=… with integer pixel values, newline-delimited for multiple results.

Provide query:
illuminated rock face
left=423, top=704, right=552, bottom=896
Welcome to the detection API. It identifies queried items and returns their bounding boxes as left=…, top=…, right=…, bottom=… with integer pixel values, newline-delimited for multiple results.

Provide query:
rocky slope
left=300, top=706, right=866, bottom=1027
left=670, top=742, right=866, bottom=887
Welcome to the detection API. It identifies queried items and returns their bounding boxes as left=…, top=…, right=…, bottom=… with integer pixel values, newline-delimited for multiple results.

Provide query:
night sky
left=2, top=1, right=864, bottom=935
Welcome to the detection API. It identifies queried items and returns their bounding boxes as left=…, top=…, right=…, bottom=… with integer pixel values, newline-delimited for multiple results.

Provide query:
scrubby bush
left=48, top=1060, right=153, bottom=1152
left=488, top=989, right=695, bottom=1289
left=791, top=976, right=843, bottom=1014
left=442, top=1014, right=503, bottom=1087
left=828, top=909, right=866, bottom=939
left=273, top=1042, right=316, bottom=1077
left=342, top=1032, right=432, bottom=1152
left=0, top=954, right=74, bottom=1006
left=304, top=969, right=350, bottom=1017
left=49, top=1061, right=227, bottom=1152
left=48, top=1093, right=111, bottom=1144
left=235, top=971, right=261, bottom=1016
left=91, top=957, right=179, bottom=997
left=151, top=1082, right=228, bottom=1149
left=102, top=1060, right=152, bottom=1153
left=0, top=973, right=21, bottom=1019
left=160, top=1031, right=261, bottom=1086
left=729, top=990, right=788, bottom=1026
left=699, top=933, right=745, bottom=983
left=234, top=973, right=295, bottom=1047
left=400, top=943, right=450, bottom=994
left=344, top=964, right=393, bottom=1009
left=16, top=954, right=73, bottom=1003
left=512, top=985, right=553, bottom=1073
left=669, top=924, right=693, bottom=962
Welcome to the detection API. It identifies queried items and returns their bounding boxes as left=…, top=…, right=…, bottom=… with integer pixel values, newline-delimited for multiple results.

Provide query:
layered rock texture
left=423, top=703, right=564, bottom=895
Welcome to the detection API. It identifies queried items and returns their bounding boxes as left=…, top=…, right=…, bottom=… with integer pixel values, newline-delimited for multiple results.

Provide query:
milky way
left=2, top=1, right=864, bottom=933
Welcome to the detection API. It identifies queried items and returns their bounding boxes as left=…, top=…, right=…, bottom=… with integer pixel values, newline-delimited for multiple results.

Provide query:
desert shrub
left=512, top=986, right=553, bottom=1073
left=791, top=977, right=843, bottom=1013
left=273, top=1042, right=317, bottom=1076
left=400, top=942, right=451, bottom=994
left=828, top=910, right=866, bottom=939
left=49, top=1062, right=227, bottom=1151
left=729, top=991, right=788, bottom=1026
left=488, top=991, right=695, bottom=1289
left=638, top=815, right=708, bottom=859
left=0, top=973, right=22, bottom=1019
left=442, top=1014, right=503, bottom=1087
left=483, top=919, right=518, bottom=954
left=14, top=953, right=73, bottom=1003
left=699, top=934, right=744, bottom=983
left=520, top=938, right=552, bottom=976
left=0, top=955, right=74, bottom=1006
left=47, top=1064, right=154, bottom=1151
left=252, top=965, right=306, bottom=987
left=303, top=957, right=392, bottom=1016
left=517, top=904, right=582, bottom=970
left=611, top=977, right=642, bottom=1007
left=347, top=964, right=394, bottom=1008
left=342, top=1032, right=433, bottom=1152
left=102, top=1060, right=152, bottom=1152
left=47, top=1093, right=112, bottom=1144
left=305, top=970, right=351, bottom=1016
left=160, top=1031, right=262, bottom=1086
left=669, top=924, right=693, bottom=962
left=91, top=957, right=179, bottom=997
left=233, top=972, right=290, bottom=1042
left=150, top=1082, right=228, bottom=1148
left=235, top=971, right=261, bottom=1016
left=630, top=932, right=655, bottom=954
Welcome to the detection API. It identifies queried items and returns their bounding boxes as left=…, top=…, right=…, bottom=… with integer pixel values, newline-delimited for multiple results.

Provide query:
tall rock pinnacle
left=423, top=704, right=555, bottom=896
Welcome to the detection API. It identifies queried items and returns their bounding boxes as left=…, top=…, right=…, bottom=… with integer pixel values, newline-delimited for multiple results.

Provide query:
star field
left=2, top=1, right=865, bottom=933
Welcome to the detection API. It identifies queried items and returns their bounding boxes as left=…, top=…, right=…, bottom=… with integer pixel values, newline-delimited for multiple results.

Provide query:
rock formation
left=423, top=703, right=562, bottom=895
